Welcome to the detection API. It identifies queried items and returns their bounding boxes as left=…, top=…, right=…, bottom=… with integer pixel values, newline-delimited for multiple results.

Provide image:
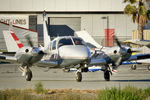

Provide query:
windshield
left=73, top=38, right=84, bottom=45
left=58, top=38, right=73, bottom=48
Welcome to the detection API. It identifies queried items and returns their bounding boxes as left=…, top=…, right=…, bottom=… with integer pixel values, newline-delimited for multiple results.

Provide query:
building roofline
left=0, top=11, right=124, bottom=14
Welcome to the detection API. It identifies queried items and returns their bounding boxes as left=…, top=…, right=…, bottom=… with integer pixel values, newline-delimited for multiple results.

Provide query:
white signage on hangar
left=0, top=15, right=29, bottom=28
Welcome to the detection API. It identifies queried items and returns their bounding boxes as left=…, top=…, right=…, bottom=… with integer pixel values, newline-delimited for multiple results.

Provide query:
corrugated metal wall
left=0, top=13, right=138, bottom=48
left=36, top=13, right=137, bottom=46
left=0, top=0, right=126, bottom=12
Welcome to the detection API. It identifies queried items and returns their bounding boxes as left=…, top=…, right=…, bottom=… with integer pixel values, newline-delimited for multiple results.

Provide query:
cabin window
left=52, top=40, right=56, bottom=50
left=58, top=38, right=73, bottom=48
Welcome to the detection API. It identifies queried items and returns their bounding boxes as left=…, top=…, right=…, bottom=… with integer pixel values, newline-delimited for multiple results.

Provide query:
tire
left=25, top=69, right=32, bottom=81
left=147, top=65, right=150, bottom=71
left=131, top=64, right=136, bottom=70
left=104, top=70, right=110, bottom=81
left=76, top=72, right=82, bottom=82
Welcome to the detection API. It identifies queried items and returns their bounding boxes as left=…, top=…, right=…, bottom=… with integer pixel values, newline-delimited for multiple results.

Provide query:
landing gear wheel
left=76, top=71, right=82, bottom=82
left=147, top=65, right=150, bottom=71
left=104, top=70, right=110, bottom=81
left=25, top=69, right=32, bottom=81
left=131, top=64, right=136, bottom=70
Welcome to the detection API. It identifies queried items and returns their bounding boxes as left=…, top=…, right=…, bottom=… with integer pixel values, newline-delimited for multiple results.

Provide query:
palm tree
left=124, top=0, right=150, bottom=40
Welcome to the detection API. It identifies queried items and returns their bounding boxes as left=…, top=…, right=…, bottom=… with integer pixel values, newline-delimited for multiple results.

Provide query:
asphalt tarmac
left=0, top=63, right=150, bottom=90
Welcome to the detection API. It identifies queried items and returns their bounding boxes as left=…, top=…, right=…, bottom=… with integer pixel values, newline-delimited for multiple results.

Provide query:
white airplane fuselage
left=40, top=36, right=91, bottom=68
left=58, top=45, right=90, bottom=66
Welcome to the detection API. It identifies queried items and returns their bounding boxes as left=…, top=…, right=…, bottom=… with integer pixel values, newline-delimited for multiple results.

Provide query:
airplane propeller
left=114, top=35, right=140, bottom=66
left=25, top=34, right=45, bottom=55
left=25, top=35, right=34, bottom=48
left=114, top=36, right=131, bottom=66
left=114, top=35, right=122, bottom=49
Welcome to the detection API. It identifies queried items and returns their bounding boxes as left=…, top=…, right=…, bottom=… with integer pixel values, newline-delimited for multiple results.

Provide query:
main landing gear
left=19, top=66, right=32, bottom=81
left=75, top=67, right=88, bottom=82
left=104, top=70, right=110, bottom=81
left=131, top=64, right=136, bottom=70
left=75, top=66, right=112, bottom=82
left=131, top=64, right=150, bottom=71
left=103, top=65, right=113, bottom=81
left=147, top=65, right=150, bottom=71
left=76, top=71, right=82, bottom=82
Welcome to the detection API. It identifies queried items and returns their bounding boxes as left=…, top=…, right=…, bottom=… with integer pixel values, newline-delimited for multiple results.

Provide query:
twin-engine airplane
left=1, top=11, right=150, bottom=82
left=33, top=11, right=142, bottom=82
left=35, top=11, right=135, bottom=82
left=0, top=11, right=91, bottom=82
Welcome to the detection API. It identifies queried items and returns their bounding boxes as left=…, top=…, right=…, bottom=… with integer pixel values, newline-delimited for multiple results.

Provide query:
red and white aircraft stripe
left=9, top=29, right=24, bottom=48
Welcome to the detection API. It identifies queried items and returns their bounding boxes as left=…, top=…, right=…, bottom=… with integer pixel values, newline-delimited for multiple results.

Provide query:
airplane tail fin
left=3, top=20, right=24, bottom=52
left=43, top=10, right=51, bottom=49
left=75, top=31, right=102, bottom=49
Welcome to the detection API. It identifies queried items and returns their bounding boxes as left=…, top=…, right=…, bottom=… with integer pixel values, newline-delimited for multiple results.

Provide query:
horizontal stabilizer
left=75, top=31, right=102, bottom=48
left=3, top=31, right=20, bottom=52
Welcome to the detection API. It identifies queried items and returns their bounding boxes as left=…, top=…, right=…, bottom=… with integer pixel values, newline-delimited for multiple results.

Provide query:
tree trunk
left=138, top=15, right=143, bottom=40
left=138, top=0, right=144, bottom=40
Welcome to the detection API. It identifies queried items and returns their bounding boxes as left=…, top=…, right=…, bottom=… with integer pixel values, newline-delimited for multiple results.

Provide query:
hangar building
left=0, top=0, right=143, bottom=50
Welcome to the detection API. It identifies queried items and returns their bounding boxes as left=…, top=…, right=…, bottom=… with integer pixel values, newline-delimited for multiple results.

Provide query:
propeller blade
left=115, top=56, right=122, bottom=66
left=25, top=35, right=34, bottom=47
left=114, top=35, right=122, bottom=49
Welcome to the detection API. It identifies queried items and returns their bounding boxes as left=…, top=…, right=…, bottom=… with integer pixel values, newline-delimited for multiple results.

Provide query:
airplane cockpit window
left=52, top=40, right=56, bottom=50
left=58, top=38, right=73, bottom=48
left=73, top=38, right=84, bottom=45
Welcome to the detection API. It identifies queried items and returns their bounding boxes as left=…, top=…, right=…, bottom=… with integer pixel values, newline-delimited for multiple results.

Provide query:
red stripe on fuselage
left=10, top=32, right=24, bottom=48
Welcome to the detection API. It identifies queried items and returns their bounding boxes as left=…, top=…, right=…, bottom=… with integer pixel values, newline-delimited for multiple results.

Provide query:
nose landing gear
left=76, top=71, right=82, bottom=82
left=104, top=70, right=110, bottom=81
left=25, top=67, right=32, bottom=81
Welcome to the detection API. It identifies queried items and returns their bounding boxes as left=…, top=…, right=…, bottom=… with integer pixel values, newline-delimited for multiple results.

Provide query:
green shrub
left=34, top=82, right=48, bottom=94
left=143, top=86, right=150, bottom=99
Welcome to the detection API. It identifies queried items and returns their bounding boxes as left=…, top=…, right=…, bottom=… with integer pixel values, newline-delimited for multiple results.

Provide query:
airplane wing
left=0, top=55, right=17, bottom=63
left=35, top=60, right=58, bottom=68
left=89, top=53, right=150, bottom=66
left=88, top=53, right=108, bottom=66
left=135, top=59, right=150, bottom=64
left=123, top=40, right=150, bottom=48
left=128, top=53, right=150, bottom=61
left=121, top=53, right=150, bottom=65
left=89, top=58, right=107, bottom=66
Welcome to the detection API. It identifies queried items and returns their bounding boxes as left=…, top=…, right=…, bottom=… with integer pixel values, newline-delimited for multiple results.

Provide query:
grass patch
left=0, top=85, right=150, bottom=100
left=0, top=89, right=46, bottom=100
left=98, top=86, right=150, bottom=100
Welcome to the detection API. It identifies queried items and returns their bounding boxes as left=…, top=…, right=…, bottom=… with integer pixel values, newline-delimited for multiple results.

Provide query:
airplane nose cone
left=59, top=45, right=91, bottom=60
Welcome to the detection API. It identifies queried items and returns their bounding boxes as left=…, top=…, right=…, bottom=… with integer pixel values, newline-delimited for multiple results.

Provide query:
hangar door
left=49, top=17, right=81, bottom=38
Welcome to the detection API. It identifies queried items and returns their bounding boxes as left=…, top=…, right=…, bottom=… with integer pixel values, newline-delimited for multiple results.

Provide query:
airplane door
left=50, top=40, right=58, bottom=60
